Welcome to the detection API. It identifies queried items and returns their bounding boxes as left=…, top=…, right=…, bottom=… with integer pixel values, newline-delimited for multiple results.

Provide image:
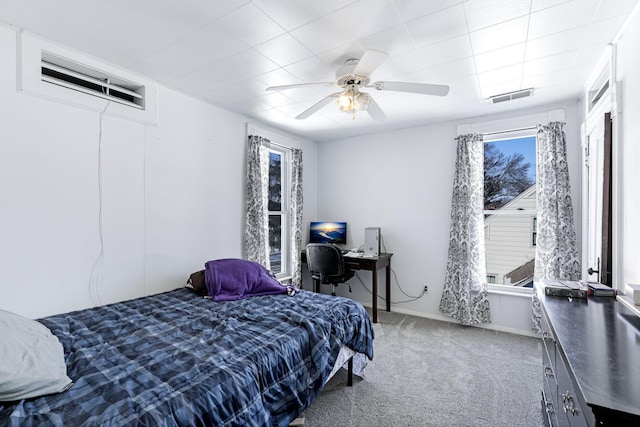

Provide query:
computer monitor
left=309, top=221, right=347, bottom=245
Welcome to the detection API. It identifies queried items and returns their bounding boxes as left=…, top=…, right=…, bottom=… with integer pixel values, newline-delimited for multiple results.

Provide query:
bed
left=0, top=282, right=374, bottom=426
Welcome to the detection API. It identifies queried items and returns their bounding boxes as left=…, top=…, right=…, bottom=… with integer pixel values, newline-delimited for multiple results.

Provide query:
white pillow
left=0, top=309, right=73, bottom=401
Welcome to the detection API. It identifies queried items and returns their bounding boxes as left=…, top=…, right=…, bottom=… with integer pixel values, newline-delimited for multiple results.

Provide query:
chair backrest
left=306, top=243, right=346, bottom=281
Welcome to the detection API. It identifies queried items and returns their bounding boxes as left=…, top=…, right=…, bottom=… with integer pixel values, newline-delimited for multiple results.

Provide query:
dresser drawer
left=553, top=349, right=592, bottom=427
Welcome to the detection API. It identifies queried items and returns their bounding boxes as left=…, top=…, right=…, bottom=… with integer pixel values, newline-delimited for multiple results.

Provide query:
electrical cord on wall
left=349, top=233, right=428, bottom=304
left=88, top=102, right=110, bottom=306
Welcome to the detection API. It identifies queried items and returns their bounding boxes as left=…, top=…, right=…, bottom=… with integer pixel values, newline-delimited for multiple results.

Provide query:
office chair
left=306, top=243, right=355, bottom=295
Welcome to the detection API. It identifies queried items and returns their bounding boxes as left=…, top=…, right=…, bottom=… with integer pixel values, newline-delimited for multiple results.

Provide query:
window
left=268, top=147, right=290, bottom=278
left=484, top=135, right=537, bottom=288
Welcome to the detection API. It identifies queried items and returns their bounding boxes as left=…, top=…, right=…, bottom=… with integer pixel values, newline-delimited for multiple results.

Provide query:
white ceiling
left=0, top=0, right=637, bottom=141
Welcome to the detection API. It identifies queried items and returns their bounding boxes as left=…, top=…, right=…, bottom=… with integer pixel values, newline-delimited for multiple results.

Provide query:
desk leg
left=386, top=263, right=391, bottom=312
left=372, top=270, right=378, bottom=323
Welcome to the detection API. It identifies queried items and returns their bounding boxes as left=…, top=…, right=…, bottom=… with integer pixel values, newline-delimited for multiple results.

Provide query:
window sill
left=277, top=274, right=293, bottom=283
left=487, top=284, right=533, bottom=297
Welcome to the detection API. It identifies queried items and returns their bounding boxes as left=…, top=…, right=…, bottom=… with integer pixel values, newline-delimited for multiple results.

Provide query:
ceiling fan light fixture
left=355, top=92, right=371, bottom=110
left=337, top=90, right=355, bottom=111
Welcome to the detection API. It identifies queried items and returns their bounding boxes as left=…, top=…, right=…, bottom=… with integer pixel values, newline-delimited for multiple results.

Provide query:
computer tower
left=364, top=227, right=380, bottom=256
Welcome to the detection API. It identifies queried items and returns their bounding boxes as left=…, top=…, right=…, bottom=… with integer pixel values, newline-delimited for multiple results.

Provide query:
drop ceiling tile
left=254, top=33, right=314, bottom=67
left=252, top=0, right=357, bottom=31
left=415, top=35, right=474, bottom=67
left=254, top=68, right=303, bottom=88
left=480, top=78, right=523, bottom=99
left=405, top=4, right=468, bottom=48
left=290, top=14, right=354, bottom=54
left=463, top=0, right=531, bottom=32
left=444, top=75, right=482, bottom=100
left=469, top=15, right=529, bottom=55
left=524, top=26, right=588, bottom=61
left=176, top=0, right=251, bottom=22
left=429, top=57, right=477, bottom=83
left=283, top=56, right=337, bottom=83
left=573, top=41, right=609, bottom=68
left=522, top=50, right=575, bottom=78
left=474, top=43, right=526, bottom=73
left=74, top=3, right=211, bottom=66
left=583, top=15, right=629, bottom=46
left=203, top=79, right=269, bottom=105
left=215, top=2, right=285, bottom=47
left=594, top=0, right=639, bottom=22
left=314, top=42, right=366, bottom=69
left=528, top=0, right=598, bottom=39
left=225, top=97, right=272, bottom=115
left=522, top=69, right=571, bottom=88
left=378, top=68, right=434, bottom=86
left=356, top=25, right=418, bottom=57
left=330, top=0, right=403, bottom=40
left=130, top=23, right=249, bottom=81
left=393, top=0, right=463, bottom=22
left=255, top=91, right=300, bottom=108
left=373, top=49, right=430, bottom=81
left=531, top=0, right=580, bottom=13
left=477, top=63, right=524, bottom=91
left=171, top=49, right=279, bottom=93
left=280, top=86, right=339, bottom=104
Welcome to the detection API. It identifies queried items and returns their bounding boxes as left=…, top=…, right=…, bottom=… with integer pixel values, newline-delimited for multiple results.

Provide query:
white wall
left=611, top=7, right=640, bottom=295
left=315, top=102, right=583, bottom=336
left=0, top=25, right=316, bottom=318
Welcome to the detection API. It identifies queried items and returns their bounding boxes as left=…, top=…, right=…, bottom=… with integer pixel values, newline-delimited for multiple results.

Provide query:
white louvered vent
left=489, top=88, right=534, bottom=104
left=41, top=51, right=145, bottom=110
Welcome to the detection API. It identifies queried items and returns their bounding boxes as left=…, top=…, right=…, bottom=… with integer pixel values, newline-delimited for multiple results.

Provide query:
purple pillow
left=204, top=259, right=290, bottom=301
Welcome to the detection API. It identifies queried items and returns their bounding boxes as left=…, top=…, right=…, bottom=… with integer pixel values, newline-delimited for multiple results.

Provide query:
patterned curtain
left=244, top=135, right=271, bottom=267
left=531, top=122, right=580, bottom=332
left=439, top=133, right=491, bottom=325
left=289, top=148, right=304, bottom=287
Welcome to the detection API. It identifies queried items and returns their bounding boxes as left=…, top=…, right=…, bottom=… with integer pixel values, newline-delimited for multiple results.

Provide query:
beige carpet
left=302, top=310, right=543, bottom=427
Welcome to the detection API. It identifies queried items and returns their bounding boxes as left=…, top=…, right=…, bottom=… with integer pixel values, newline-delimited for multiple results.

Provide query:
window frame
left=267, top=145, right=291, bottom=279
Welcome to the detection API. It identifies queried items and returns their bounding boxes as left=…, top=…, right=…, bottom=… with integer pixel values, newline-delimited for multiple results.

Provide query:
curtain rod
left=269, top=141, right=294, bottom=151
left=483, top=125, right=537, bottom=137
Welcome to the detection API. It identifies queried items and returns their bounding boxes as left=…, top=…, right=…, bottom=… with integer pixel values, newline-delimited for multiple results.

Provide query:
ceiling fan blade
left=353, top=50, right=388, bottom=76
left=295, top=93, right=340, bottom=120
left=366, top=97, right=386, bottom=122
left=266, top=82, right=338, bottom=92
left=371, top=81, right=450, bottom=96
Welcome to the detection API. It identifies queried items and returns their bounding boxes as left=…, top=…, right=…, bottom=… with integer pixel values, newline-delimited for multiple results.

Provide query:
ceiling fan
left=265, top=50, right=450, bottom=121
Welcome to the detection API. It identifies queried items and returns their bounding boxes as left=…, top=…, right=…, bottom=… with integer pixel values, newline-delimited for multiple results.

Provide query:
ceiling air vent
left=489, top=88, right=534, bottom=104
left=40, top=51, right=145, bottom=110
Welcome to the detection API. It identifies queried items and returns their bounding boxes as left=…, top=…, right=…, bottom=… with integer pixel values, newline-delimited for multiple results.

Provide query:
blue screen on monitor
left=309, top=221, right=347, bottom=244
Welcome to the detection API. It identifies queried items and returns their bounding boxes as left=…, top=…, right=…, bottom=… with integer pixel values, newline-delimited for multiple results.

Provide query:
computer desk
left=301, top=251, right=393, bottom=323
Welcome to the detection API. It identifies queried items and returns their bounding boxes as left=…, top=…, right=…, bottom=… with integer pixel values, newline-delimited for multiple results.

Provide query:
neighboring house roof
left=485, top=184, right=536, bottom=224
left=505, top=258, right=535, bottom=286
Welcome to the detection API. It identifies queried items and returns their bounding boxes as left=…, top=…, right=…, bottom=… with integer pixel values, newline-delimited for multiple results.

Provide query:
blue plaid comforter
left=0, top=288, right=374, bottom=426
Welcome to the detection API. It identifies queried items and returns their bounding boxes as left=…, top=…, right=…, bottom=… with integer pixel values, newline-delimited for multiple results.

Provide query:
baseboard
left=360, top=303, right=540, bottom=338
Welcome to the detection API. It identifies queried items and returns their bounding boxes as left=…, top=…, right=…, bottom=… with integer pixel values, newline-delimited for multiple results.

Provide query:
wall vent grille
left=489, top=88, right=534, bottom=104
left=40, top=52, right=145, bottom=110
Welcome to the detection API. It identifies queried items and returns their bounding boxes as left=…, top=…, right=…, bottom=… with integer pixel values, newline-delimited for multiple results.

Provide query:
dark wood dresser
left=540, top=286, right=640, bottom=426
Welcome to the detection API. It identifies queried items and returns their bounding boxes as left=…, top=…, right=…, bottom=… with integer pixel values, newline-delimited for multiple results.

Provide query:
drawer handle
left=544, top=365, right=554, bottom=378
left=545, top=401, right=555, bottom=414
left=562, top=391, right=579, bottom=416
